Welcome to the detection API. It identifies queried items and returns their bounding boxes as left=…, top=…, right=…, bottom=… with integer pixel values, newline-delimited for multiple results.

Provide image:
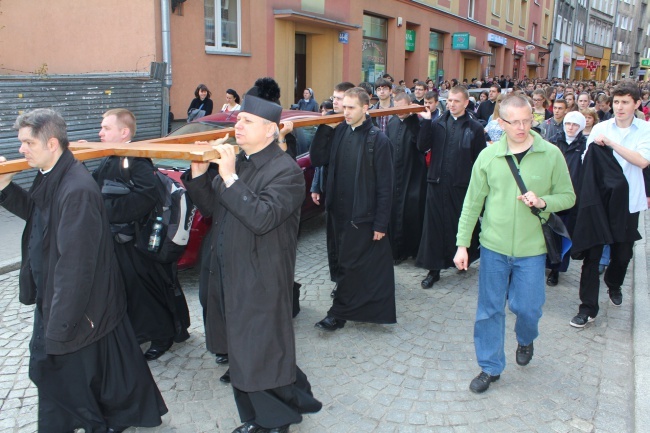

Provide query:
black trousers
left=578, top=212, right=640, bottom=317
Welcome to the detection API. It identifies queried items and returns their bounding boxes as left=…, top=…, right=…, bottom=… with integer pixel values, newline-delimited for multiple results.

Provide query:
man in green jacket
left=454, top=94, right=576, bottom=394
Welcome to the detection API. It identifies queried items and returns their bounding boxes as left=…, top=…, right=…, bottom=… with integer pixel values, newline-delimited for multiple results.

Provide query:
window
left=520, top=0, right=528, bottom=27
left=468, top=0, right=476, bottom=18
left=532, top=23, right=537, bottom=43
left=361, top=15, right=388, bottom=84
left=492, top=0, right=502, bottom=16
left=506, top=0, right=514, bottom=22
left=204, top=0, right=241, bottom=52
left=556, top=14, right=563, bottom=40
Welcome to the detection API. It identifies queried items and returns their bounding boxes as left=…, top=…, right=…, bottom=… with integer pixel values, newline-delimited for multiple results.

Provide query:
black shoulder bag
left=505, top=155, right=570, bottom=264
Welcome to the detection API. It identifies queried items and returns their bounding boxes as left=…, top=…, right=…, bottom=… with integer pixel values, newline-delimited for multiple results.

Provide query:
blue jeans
left=474, top=247, right=546, bottom=376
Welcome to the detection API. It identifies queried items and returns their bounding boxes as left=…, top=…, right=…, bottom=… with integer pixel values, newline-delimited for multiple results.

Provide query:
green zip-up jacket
left=456, top=130, right=576, bottom=257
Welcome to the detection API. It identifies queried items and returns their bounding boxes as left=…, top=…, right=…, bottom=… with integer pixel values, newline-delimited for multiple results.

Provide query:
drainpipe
left=160, top=0, right=172, bottom=135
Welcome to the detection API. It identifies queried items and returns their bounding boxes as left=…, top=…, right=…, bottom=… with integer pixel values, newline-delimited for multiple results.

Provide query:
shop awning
left=274, top=9, right=361, bottom=31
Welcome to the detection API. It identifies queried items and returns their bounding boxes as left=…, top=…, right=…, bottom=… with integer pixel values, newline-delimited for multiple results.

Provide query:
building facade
left=1, top=0, right=555, bottom=119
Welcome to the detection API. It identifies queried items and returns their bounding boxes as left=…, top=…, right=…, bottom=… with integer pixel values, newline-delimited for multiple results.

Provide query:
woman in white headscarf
left=546, top=110, right=587, bottom=287
left=296, top=88, right=319, bottom=112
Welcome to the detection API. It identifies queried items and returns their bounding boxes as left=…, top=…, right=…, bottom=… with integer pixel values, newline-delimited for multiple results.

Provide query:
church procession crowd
left=0, top=73, right=649, bottom=433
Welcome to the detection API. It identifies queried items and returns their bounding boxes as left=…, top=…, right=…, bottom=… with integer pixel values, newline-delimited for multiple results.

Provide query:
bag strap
left=505, top=155, right=542, bottom=218
left=366, top=126, right=379, bottom=168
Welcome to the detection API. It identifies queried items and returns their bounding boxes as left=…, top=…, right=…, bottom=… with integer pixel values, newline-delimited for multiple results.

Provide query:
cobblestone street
left=0, top=214, right=637, bottom=432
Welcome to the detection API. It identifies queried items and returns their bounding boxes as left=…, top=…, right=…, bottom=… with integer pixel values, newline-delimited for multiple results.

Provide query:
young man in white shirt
left=570, top=82, right=650, bottom=328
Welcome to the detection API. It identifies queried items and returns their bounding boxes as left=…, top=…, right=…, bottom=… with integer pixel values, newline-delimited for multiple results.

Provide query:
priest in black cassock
left=183, top=91, right=321, bottom=433
left=416, top=86, right=486, bottom=288
left=386, top=92, right=427, bottom=263
left=0, top=109, right=167, bottom=432
left=310, top=87, right=396, bottom=332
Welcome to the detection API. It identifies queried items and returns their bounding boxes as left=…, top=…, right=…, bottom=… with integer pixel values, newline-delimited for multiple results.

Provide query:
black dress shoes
left=268, top=426, right=290, bottom=433
left=546, top=270, right=559, bottom=286
left=232, top=422, right=267, bottom=433
left=220, top=368, right=231, bottom=383
left=144, top=339, right=173, bottom=361
left=421, top=270, right=440, bottom=289
left=314, top=316, right=346, bottom=331
left=215, top=353, right=229, bottom=364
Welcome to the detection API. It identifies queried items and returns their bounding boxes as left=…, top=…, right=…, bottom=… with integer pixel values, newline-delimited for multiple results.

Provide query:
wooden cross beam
left=0, top=105, right=425, bottom=174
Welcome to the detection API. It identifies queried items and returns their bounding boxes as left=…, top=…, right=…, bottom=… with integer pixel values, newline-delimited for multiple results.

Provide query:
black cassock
left=416, top=113, right=484, bottom=271
left=183, top=144, right=321, bottom=428
left=93, top=156, right=190, bottom=344
left=386, top=114, right=427, bottom=260
left=323, top=120, right=396, bottom=324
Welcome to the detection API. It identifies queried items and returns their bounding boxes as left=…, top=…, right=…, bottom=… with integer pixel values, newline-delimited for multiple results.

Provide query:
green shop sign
left=405, top=30, right=416, bottom=52
left=452, top=32, right=470, bottom=50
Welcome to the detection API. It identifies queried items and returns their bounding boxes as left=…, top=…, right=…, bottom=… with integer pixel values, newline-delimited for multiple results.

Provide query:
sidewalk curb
left=633, top=211, right=649, bottom=433
left=0, top=257, right=21, bottom=275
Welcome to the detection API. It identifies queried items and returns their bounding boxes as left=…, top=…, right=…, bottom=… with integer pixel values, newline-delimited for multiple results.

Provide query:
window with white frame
left=204, top=0, right=241, bottom=52
left=468, top=0, right=476, bottom=19
left=492, top=0, right=502, bottom=16
left=556, top=14, right=563, bottom=40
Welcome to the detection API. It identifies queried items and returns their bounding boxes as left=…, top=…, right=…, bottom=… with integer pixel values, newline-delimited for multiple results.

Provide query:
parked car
left=156, top=110, right=324, bottom=269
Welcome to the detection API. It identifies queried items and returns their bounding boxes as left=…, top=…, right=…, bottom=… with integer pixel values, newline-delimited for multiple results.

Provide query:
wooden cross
left=0, top=105, right=424, bottom=174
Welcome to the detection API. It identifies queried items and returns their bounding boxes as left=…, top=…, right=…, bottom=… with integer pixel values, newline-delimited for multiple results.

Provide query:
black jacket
left=0, top=150, right=126, bottom=355
left=417, top=110, right=486, bottom=187
left=311, top=115, right=394, bottom=233
left=187, top=97, right=214, bottom=116
left=572, top=144, right=630, bottom=254
left=551, top=131, right=587, bottom=196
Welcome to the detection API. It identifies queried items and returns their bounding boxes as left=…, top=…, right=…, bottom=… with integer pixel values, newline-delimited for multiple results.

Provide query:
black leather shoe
left=215, top=353, right=229, bottom=364
left=174, top=328, right=190, bottom=343
left=107, top=429, right=124, bottom=433
left=220, top=369, right=231, bottom=383
left=314, top=316, right=346, bottom=331
left=268, top=425, right=290, bottom=433
left=144, top=340, right=173, bottom=361
left=421, top=270, right=440, bottom=289
left=516, top=342, right=534, bottom=366
left=469, top=371, right=500, bottom=393
left=232, top=422, right=268, bottom=433
left=546, top=270, right=559, bottom=286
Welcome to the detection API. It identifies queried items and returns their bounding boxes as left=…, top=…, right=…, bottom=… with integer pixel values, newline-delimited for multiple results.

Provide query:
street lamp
left=539, top=41, right=554, bottom=58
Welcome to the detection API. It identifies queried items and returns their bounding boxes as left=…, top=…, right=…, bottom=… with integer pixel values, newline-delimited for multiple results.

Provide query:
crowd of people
left=1, top=73, right=649, bottom=432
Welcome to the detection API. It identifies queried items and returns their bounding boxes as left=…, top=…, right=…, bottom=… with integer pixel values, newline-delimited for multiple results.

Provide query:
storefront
left=451, top=32, right=491, bottom=82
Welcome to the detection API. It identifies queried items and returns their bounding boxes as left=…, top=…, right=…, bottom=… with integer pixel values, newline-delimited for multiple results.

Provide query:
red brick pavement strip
left=0, top=213, right=645, bottom=432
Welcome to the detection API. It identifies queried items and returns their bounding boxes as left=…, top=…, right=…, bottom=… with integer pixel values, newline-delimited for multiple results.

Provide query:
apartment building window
left=556, top=14, right=563, bottom=40
left=506, top=0, right=514, bottom=22
left=544, top=13, right=551, bottom=39
left=520, top=0, right=528, bottom=28
left=532, top=23, right=537, bottom=43
left=468, top=0, right=476, bottom=19
left=428, top=31, right=444, bottom=83
left=492, top=0, right=502, bottom=16
left=204, top=0, right=241, bottom=52
left=362, top=15, right=388, bottom=83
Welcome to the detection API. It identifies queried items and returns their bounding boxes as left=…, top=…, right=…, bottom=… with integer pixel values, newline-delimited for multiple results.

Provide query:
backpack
left=133, top=164, right=196, bottom=263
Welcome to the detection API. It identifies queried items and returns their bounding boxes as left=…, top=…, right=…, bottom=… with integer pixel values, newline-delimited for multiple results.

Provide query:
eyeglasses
left=532, top=98, right=544, bottom=102
left=330, top=95, right=344, bottom=102
left=501, top=118, right=534, bottom=128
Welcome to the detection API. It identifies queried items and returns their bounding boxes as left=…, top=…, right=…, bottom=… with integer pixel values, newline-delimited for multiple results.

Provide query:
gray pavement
left=0, top=208, right=22, bottom=274
left=0, top=211, right=647, bottom=432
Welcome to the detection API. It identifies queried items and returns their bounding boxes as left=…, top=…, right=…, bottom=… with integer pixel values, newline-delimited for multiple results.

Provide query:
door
left=294, top=34, right=307, bottom=105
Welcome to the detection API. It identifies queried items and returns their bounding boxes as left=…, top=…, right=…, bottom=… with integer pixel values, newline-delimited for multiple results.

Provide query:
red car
left=156, top=110, right=324, bottom=269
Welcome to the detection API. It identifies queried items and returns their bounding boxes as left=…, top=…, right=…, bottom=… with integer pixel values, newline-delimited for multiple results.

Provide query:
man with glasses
left=413, top=81, right=427, bottom=105
left=454, top=94, right=575, bottom=394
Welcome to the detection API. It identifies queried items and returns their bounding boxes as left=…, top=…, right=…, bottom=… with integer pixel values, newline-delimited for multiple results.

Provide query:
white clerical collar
left=40, top=167, right=54, bottom=175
